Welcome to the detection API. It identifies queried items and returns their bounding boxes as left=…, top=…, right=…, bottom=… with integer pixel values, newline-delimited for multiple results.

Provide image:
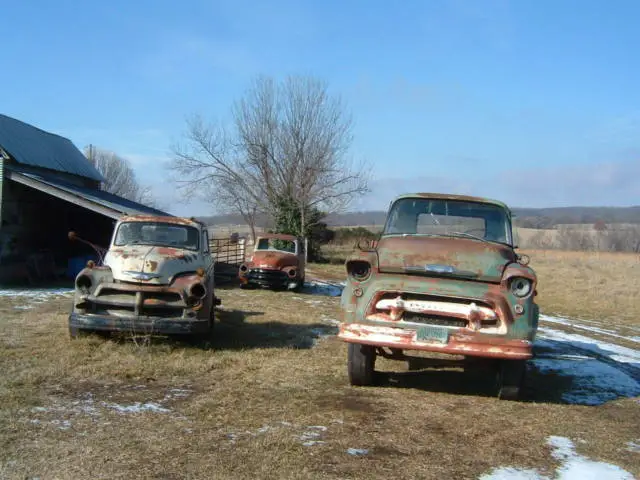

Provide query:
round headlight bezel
left=510, top=277, right=533, bottom=298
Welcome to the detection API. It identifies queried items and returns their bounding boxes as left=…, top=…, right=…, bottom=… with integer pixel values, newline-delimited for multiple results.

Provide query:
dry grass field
left=0, top=248, right=638, bottom=479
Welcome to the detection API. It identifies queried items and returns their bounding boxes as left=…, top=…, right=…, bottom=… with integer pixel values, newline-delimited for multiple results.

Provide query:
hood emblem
left=123, top=271, right=161, bottom=281
left=424, top=264, right=455, bottom=274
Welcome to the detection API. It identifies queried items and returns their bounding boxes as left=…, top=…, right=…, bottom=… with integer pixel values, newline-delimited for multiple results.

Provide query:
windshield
left=113, top=222, right=200, bottom=251
left=383, top=198, right=513, bottom=245
left=255, top=237, right=297, bottom=254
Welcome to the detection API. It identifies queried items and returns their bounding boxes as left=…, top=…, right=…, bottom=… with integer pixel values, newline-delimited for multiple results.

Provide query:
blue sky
left=2, top=0, right=639, bottom=216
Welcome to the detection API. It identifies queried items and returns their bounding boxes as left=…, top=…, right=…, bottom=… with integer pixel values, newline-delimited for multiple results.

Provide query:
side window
left=202, top=230, right=210, bottom=253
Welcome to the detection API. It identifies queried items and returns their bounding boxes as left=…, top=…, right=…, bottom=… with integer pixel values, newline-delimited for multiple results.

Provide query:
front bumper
left=338, top=323, right=533, bottom=360
left=241, top=269, right=293, bottom=288
left=69, top=312, right=211, bottom=335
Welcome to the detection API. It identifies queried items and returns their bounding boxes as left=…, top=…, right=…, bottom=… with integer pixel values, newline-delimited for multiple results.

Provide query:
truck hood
left=376, top=235, right=516, bottom=283
left=104, top=246, right=201, bottom=285
left=250, top=250, right=298, bottom=270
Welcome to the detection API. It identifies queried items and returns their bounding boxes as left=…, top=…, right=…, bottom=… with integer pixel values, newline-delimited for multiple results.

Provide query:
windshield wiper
left=447, top=231, right=491, bottom=244
left=447, top=231, right=512, bottom=247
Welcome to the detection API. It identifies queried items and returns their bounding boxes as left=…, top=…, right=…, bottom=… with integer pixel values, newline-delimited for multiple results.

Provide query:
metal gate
left=210, top=236, right=246, bottom=283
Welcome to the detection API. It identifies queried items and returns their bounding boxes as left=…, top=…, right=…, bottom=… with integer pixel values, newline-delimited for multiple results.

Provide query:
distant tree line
left=521, top=223, right=640, bottom=253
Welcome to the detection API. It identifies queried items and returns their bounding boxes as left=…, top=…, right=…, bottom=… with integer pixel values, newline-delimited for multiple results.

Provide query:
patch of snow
left=225, top=422, right=331, bottom=447
left=540, top=315, right=639, bottom=344
left=626, top=441, right=640, bottom=453
left=302, top=440, right=326, bottom=447
left=0, top=288, right=73, bottom=298
left=299, top=425, right=327, bottom=442
left=479, top=467, right=546, bottom=480
left=321, top=316, right=341, bottom=326
left=537, top=326, right=640, bottom=365
left=480, top=436, right=634, bottom=480
left=1, top=287, right=73, bottom=310
left=346, top=448, right=369, bottom=456
left=50, top=419, right=72, bottom=430
left=306, top=425, right=328, bottom=431
left=305, top=299, right=324, bottom=305
left=24, top=387, right=190, bottom=428
left=303, top=281, right=343, bottom=297
left=104, top=401, right=170, bottom=414
left=548, top=436, right=634, bottom=479
left=531, top=356, right=640, bottom=406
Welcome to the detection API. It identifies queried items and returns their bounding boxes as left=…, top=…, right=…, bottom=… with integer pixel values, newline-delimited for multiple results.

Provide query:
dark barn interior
left=0, top=114, right=169, bottom=286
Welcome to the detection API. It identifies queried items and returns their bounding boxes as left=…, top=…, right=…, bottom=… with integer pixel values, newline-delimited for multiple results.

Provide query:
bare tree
left=170, top=75, right=369, bottom=240
left=84, top=145, right=155, bottom=205
left=169, top=116, right=264, bottom=243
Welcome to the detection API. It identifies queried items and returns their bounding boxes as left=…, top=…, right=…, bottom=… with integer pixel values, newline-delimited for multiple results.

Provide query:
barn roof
left=0, top=114, right=104, bottom=182
left=6, top=167, right=170, bottom=220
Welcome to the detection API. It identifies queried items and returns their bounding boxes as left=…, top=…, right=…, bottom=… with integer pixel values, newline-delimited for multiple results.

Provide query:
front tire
left=291, top=276, right=305, bottom=292
left=69, top=325, right=86, bottom=339
left=347, top=343, right=376, bottom=386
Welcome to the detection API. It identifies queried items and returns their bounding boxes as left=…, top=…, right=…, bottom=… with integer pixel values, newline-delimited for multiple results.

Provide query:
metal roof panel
left=0, top=114, right=104, bottom=182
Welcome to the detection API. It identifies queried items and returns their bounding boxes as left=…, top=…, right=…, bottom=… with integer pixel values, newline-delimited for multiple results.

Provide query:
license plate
left=416, top=325, right=449, bottom=344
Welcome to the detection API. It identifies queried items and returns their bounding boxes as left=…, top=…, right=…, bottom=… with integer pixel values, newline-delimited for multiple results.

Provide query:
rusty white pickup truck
left=68, top=215, right=220, bottom=340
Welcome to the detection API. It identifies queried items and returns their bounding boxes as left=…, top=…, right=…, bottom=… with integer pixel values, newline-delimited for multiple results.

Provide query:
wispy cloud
left=137, top=33, right=259, bottom=81
left=499, top=159, right=640, bottom=207
left=354, top=157, right=640, bottom=211
left=421, top=0, right=515, bottom=52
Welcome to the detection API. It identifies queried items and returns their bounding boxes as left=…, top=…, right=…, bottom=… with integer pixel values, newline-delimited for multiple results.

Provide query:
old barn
left=0, top=114, right=169, bottom=284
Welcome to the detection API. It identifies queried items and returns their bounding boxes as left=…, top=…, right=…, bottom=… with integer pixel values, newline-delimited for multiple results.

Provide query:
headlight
left=188, top=282, right=207, bottom=300
left=76, top=274, right=93, bottom=292
left=239, top=264, right=249, bottom=273
left=510, top=277, right=532, bottom=297
left=346, top=260, right=371, bottom=282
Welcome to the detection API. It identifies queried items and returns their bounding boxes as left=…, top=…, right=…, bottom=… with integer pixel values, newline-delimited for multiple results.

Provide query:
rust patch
left=119, top=215, right=200, bottom=227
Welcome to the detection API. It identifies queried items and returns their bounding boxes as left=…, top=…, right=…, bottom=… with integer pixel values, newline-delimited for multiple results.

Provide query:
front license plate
left=416, top=325, right=449, bottom=344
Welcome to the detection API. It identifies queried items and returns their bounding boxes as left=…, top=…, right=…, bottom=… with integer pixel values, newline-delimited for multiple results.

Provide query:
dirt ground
left=0, top=257, right=638, bottom=479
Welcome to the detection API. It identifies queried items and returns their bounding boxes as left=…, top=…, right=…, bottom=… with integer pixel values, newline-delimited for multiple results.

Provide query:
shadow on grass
left=211, top=308, right=338, bottom=350
left=374, top=358, right=501, bottom=399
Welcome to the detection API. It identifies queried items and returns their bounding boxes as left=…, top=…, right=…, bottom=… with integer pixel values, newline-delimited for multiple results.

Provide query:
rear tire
left=497, top=359, right=526, bottom=400
left=347, top=343, right=376, bottom=386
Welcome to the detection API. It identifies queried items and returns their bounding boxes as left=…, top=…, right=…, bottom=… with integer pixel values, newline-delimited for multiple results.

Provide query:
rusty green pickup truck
left=338, top=193, right=539, bottom=400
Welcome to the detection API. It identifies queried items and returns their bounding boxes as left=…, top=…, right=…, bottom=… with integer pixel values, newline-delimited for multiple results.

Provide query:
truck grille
left=402, top=313, right=467, bottom=328
left=369, top=292, right=500, bottom=331
left=86, top=283, right=187, bottom=318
